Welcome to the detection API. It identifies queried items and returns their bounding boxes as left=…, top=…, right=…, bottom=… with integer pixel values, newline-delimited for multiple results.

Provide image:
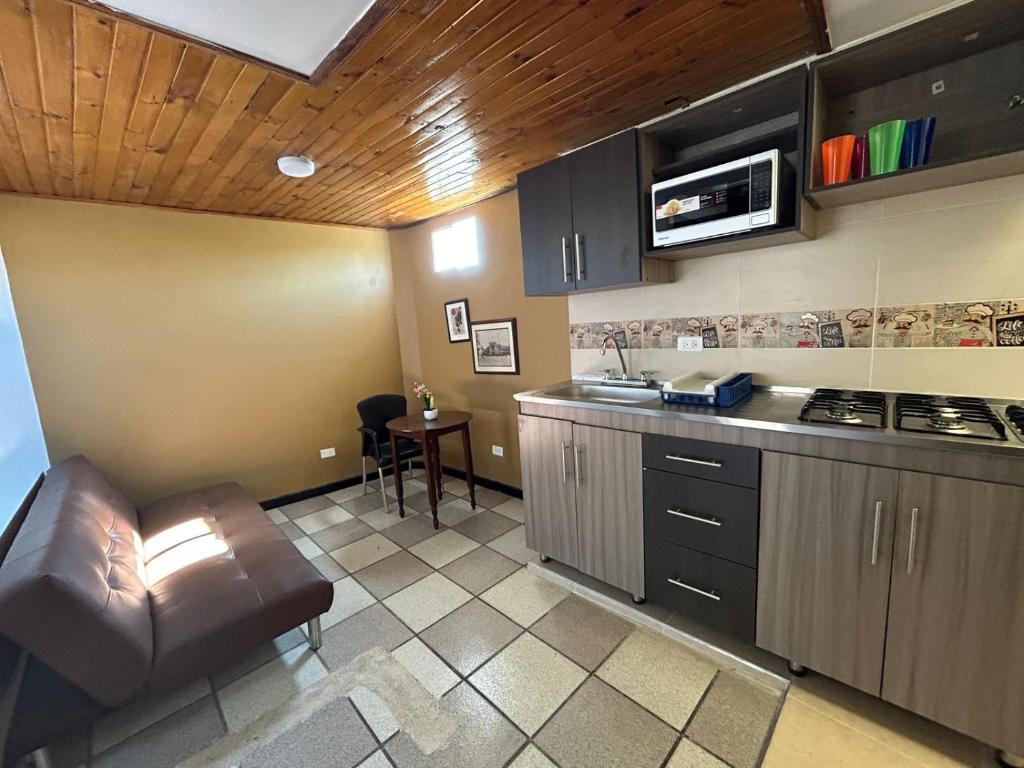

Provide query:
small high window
left=431, top=217, right=479, bottom=272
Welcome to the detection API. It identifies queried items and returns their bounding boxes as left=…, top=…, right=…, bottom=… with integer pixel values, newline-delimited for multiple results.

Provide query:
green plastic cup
left=868, top=120, right=906, bottom=175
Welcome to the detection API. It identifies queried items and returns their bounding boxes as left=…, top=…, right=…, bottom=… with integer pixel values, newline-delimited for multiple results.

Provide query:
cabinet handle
left=572, top=443, right=582, bottom=487
left=574, top=233, right=585, bottom=280
left=561, top=237, right=571, bottom=284
left=667, top=577, right=720, bottom=601
left=906, top=506, right=919, bottom=575
left=665, top=454, right=723, bottom=469
left=667, top=508, right=721, bottom=527
left=559, top=441, right=568, bottom=483
left=871, top=501, right=882, bottom=566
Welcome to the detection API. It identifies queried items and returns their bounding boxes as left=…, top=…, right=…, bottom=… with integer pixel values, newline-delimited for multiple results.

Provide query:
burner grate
left=1006, top=405, right=1024, bottom=439
left=894, top=394, right=1007, bottom=441
left=799, top=389, right=887, bottom=428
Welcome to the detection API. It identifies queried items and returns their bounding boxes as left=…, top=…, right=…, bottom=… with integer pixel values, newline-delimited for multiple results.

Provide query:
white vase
left=423, top=408, right=439, bottom=421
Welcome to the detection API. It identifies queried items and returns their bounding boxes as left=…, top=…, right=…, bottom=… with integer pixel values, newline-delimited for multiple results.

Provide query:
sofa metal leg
left=377, top=466, right=389, bottom=514
left=408, top=458, right=413, bottom=478
left=307, top=616, right=322, bottom=651
left=361, top=456, right=368, bottom=495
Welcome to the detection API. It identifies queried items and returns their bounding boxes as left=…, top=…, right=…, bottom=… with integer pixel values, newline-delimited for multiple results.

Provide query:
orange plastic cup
left=821, top=135, right=856, bottom=185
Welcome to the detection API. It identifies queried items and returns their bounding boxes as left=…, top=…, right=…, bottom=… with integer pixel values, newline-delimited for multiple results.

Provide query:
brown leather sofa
left=0, top=456, right=333, bottom=761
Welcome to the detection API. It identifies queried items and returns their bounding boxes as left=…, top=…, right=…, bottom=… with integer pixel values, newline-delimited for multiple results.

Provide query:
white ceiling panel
left=823, top=0, right=971, bottom=47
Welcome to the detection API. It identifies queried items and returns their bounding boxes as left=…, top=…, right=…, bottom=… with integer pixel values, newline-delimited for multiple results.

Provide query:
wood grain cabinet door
left=756, top=452, right=899, bottom=695
left=883, top=472, right=1024, bottom=755
left=518, top=415, right=578, bottom=567
left=572, top=423, right=644, bottom=597
left=518, top=158, right=574, bottom=296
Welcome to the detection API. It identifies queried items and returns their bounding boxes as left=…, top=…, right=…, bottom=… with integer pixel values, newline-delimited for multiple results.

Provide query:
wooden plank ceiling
left=0, top=0, right=828, bottom=228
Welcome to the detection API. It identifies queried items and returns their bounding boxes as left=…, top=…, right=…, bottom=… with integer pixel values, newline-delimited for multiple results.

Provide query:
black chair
left=356, top=394, right=423, bottom=513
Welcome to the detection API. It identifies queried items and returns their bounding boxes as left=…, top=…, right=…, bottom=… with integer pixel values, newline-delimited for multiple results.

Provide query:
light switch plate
left=677, top=336, right=702, bottom=351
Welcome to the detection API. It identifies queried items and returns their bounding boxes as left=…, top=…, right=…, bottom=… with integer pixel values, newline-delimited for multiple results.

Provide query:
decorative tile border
left=569, top=298, right=1024, bottom=350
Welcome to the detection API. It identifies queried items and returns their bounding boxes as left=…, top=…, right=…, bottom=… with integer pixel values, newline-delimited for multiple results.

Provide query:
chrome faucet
left=600, top=334, right=629, bottom=381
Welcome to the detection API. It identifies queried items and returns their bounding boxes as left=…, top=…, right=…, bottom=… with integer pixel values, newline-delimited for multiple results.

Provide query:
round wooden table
left=385, top=410, right=476, bottom=529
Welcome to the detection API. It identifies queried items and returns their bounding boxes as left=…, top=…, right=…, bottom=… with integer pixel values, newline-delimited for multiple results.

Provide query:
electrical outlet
left=931, top=79, right=945, bottom=95
left=492, top=445, right=504, bottom=457
left=677, top=336, right=702, bottom=352
left=319, top=447, right=336, bottom=459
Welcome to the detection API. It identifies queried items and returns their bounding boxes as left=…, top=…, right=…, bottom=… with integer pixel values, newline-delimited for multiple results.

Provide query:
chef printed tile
left=643, top=319, right=674, bottom=349
left=740, top=313, right=782, bottom=349
left=714, top=315, right=740, bottom=349
left=875, top=305, right=935, bottom=348
left=569, top=324, right=588, bottom=349
left=778, top=311, right=827, bottom=349
left=589, top=321, right=642, bottom=349
left=838, top=308, right=874, bottom=348
left=931, top=301, right=998, bottom=347
left=993, top=298, right=1024, bottom=347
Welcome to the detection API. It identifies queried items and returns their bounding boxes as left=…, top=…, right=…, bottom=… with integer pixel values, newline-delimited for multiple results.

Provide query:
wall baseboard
left=260, top=462, right=522, bottom=509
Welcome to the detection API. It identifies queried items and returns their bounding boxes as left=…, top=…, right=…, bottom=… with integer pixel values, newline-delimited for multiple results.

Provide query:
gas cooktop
left=798, top=389, right=887, bottom=428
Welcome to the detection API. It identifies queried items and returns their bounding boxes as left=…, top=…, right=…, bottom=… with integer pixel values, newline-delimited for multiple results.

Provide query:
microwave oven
left=651, top=149, right=790, bottom=247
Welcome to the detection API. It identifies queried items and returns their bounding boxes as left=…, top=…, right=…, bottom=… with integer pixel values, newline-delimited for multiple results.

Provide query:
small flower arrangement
left=412, top=381, right=435, bottom=411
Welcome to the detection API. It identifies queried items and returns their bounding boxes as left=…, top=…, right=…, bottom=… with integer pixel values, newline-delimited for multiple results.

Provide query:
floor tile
left=535, top=678, right=677, bottom=768
left=277, top=520, right=303, bottom=541
left=486, top=525, right=535, bottom=564
left=321, top=577, right=377, bottom=631
left=310, top=552, right=348, bottom=582
left=666, top=738, right=730, bottom=768
left=92, top=676, right=211, bottom=755
left=474, top=488, right=512, bottom=510
left=326, top=484, right=368, bottom=504
left=385, top=682, right=525, bottom=768
left=353, top=550, right=434, bottom=599
left=686, top=671, right=782, bottom=768
left=529, top=595, right=633, bottom=671
left=267, top=508, right=287, bottom=524
left=349, top=686, right=400, bottom=743
left=317, top=603, right=413, bottom=671
left=480, top=568, right=568, bottom=627
left=310, top=517, right=375, bottom=552
left=508, top=744, right=558, bottom=768
left=341, top=493, right=388, bottom=517
left=452, top=509, right=519, bottom=543
left=292, top=536, right=324, bottom=560
left=241, top=697, right=377, bottom=768
left=409, top=529, right=479, bottom=568
left=294, top=504, right=354, bottom=534
left=439, top=546, right=520, bottom=595
left=383, top=572, right=472, bottom=633
left=217, top=644, right=328, bottom=732
left=437, top=478, right=469, bottom=497
left=419, top=599, right=522, bottom=676
left=469, top=633, right=586, bottom=735
left=597, top=630, right=718, bottom=730
left=332, top=532, right=402, bottom=572
left=362, top=505, right=418, bottom=531
left=492, top=498, right=525, bottom=523
left=91, top=696, right=224, bottom=768
left=435, top=498, right=478, bottom=527
left=397, top=490, right=435, bottom=513
left=357, top=750, right=394, bottom=768
left=382, top=515, right=447, bottom=549
left=387, top=478, right=428, bottom=497
left=280, top=495, right=334, bottom=520
left=391, top=638, right=460, bottom=698
left=212, top=627, right=307, bottom=689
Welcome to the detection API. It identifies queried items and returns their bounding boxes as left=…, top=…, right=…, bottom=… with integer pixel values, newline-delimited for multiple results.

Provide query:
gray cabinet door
left=518, top=157, right=574, bottom=296
left=757, top=452, right=899, bottom=695
left=573, top=423, right=644, bottom=597
left=518, top=415, right=578, bottom=567
left=883, top=472, right=1024, bottom=755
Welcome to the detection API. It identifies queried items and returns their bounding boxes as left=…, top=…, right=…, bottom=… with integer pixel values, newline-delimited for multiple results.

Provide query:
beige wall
left=0, top=195, right=403, bottom=504
left=389, top=192, right=570, bottom=489
left=570, top=174, right=1024, bottom=398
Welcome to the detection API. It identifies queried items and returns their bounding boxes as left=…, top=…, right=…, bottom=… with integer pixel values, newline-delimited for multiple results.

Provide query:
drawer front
left=642, top=434, right=760, bottom=489
left=644, top=469, right=758, bottom=567
left=645, top=537, right=756, bottom=643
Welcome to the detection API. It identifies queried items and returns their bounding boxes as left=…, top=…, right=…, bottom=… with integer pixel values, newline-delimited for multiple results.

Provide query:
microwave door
left=653, top=165, right=752, bottom=245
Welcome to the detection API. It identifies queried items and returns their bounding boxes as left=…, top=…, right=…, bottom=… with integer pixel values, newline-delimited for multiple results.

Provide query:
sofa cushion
left=0, top=456, right=152, bottom=707
left=139, top=483, right=332, bottom=694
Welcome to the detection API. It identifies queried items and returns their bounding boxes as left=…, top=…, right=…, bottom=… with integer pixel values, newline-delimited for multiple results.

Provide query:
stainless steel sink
left=542, top=382, right=662, bottom=405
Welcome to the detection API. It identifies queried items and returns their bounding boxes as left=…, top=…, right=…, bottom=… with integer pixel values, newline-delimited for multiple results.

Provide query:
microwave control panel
left=750, top=160, right=774, bottom=211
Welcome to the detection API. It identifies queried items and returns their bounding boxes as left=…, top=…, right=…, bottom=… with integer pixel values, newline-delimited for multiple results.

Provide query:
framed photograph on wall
left=471, top=318, right=520, bottom=375
left=444, top=298, right=471, bottom=343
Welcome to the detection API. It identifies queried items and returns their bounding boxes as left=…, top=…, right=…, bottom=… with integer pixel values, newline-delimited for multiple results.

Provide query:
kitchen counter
left=515, top=383, right=1024, bottom=461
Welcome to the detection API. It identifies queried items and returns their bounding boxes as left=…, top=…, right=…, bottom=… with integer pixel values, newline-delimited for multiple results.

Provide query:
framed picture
left=471, top=318, right=520, bottom=375
left=444, top=298, right=471, bottom=343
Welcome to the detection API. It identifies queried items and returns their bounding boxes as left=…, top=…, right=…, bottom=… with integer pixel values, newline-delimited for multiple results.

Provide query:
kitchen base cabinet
left=518, top=415, right=578, bottom=568
left=883, top=473, right=1024, bottom=757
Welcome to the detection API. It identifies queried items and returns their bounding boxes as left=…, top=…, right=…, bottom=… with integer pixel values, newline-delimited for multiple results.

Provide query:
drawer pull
left=665, top=454, right=723, bottom=469
left=667, top=577, right=721, bottom=601
left=666, top=508, right=722, bottom=527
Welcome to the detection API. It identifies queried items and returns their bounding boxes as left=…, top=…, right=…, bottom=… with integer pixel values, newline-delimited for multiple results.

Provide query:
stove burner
left=799, top=389, right=887, bottom=428
left=1006, top=405, right=1024, bottom=438
left=895, top=394, right=1006, bottom=441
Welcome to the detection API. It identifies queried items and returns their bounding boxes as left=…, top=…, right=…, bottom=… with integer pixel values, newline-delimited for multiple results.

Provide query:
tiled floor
left=46, top=474, right=999, bottom=768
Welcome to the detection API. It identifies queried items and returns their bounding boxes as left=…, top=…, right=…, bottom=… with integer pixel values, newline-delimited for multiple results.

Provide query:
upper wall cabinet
left=806, top=1, right=1024, bottom=208
left=518, top=130, right=672, bottom=296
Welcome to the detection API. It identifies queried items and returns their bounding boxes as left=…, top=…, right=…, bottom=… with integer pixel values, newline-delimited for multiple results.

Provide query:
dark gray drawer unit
left=642, top=434, right=760, bottom=488
left=646, top=538, right=756, bottom=642
left=643, top=434, right=760, bottom=642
